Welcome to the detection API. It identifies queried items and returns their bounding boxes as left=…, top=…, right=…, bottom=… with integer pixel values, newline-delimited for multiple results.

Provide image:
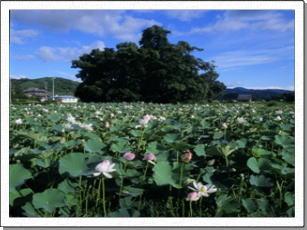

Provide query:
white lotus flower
left=67, top=114, right=77, bottom=124
left=188, top=182, right=217, bottom=198
left=139, top=114, right=157, bottom=127
left=276, top=110, right=283, bottom=115
left=222, top=123, right=228, bottom=129
left=79, top=123, right=93, bottom=131
left=237, top=117, right=247, bottom=124
left=15, top=119, right=23, bottom=125
left=93, top=160, right=116, bottom=178
left=275, top=116, right=282, bottom=121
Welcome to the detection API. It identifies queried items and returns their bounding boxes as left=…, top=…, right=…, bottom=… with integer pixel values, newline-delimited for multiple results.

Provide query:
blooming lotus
left=276, top=110, right=283, bottom=115
left=79, top=123, right=93, bottom=131
left=186, top=192, right=200, bottom=202
left=139, top=114, right=157, bottom=127
left=67, top=114, right=77, bottom=124
left=93, top=160, right=116, bottom=178
left=237, top=117, right=247, bottom=124
left=15, top=119, right=23, bottom=125
left=123, top=152, right=136, bottom=161
left=188, top=182, right=217, bottom=198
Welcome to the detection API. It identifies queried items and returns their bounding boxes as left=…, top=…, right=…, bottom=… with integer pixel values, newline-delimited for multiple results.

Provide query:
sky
left=10, top=10, right=294, bottom=90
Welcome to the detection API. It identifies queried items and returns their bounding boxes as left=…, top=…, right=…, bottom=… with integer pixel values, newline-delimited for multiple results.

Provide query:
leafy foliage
left=73, top=25, right=225, bottom=103
left=10, top=101, right=294, bottom=217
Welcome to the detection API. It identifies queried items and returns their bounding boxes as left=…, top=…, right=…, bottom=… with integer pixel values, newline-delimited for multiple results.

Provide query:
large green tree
left=72, top=25, right=225, bottom=103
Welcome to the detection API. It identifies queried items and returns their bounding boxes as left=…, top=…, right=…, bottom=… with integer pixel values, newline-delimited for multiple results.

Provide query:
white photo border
left=1, top=0, right=304, bottom=227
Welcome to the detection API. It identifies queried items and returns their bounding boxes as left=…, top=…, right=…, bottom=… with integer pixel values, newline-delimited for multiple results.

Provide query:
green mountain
left=11, top=77, right=80, bottom=98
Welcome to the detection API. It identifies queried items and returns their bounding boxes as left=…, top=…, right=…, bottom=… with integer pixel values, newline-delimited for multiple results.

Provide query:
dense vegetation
left=10, top=102, right=294, bottom=217
left=73, top=25, right=226, bottom=103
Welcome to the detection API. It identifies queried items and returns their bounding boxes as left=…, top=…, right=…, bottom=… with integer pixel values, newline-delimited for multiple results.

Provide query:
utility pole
left=10, top=77, right=12, bottom=104
left=52, top=77, right=55, bottom=100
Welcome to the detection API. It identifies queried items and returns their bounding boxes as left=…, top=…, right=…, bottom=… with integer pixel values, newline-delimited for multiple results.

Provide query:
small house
left=237, top=94, right=252, bottom=102
left=23, top=88, right=48, bottom=99
left=54, top=95, right=78, bottom=103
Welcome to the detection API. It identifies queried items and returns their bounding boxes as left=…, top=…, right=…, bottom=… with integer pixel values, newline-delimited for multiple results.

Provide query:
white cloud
left=10, top=29, right=38, bottom=44
left=13, top=54, right=35, bottom=60
left=37, top=40, right=105, bottom=62
left=10, top=74, right=28, bottom=79
left=212, top=46, right=293, bottom=70
left=166, top=10, right=205, bottom=21
left=12, top=11, right=160, bottom=42
left=186, top=11, right=293, bottom=35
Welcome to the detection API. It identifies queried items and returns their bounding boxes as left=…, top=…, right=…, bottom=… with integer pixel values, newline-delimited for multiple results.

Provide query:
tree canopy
left=72, top=25, right=226, bottom=103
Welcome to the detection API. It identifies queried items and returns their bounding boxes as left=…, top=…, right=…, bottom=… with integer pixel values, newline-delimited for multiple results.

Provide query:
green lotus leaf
left=194, top=144, right=205, bottom=156
left=9, top=164, right=32, bottom=190
left=59, top=152, right=88, bottom=177
left=249, top=175, right=273, bottom=187
left=247, top=157, right=260, bottom=174
left=32, top=188, right=65, bottom=213
left=84, top=138, right=105, bottom=153
left=153, top=161, right=177, bottom=187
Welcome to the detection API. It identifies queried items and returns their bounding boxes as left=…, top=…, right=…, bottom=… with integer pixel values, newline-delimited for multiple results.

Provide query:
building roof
left=237, top=94, right=252, bottom=100
left=23, top=88, right=48, bottom=93
left=54, top=95, right=78, bottom=99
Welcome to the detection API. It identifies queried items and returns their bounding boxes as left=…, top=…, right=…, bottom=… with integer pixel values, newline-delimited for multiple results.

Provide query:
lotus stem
left=102, top=177, right=107, bottom=217
left=189, top=201, right=193, bottom=217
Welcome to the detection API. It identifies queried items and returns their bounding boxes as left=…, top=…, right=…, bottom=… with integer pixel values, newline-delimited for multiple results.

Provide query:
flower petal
left=93, top=172, right=101, bottom=177
left=103, top=172, right=112, bottom=179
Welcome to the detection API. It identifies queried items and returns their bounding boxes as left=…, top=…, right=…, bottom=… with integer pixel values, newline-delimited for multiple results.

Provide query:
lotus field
left=9, top=102, right=295, bottom=217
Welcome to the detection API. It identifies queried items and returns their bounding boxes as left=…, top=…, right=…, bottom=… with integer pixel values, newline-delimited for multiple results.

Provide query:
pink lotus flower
left=188, top=182, right=217, bottom=197
left=186, top=192, right=200, bottom=201
left=93, top=160, right=116, bottom=178
left=181, top=150, right=192, bottom=163
left=123, top=152, right=136, bottom=161
left=143, top=152, right=156, bottom=161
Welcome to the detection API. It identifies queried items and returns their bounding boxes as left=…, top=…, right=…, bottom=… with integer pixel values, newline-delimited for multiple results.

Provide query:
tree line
left=72, top=25, right=226, bottom=103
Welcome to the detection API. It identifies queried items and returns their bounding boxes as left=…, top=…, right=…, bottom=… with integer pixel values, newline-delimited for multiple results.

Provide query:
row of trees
left=72, top=25, right=226, bottom=103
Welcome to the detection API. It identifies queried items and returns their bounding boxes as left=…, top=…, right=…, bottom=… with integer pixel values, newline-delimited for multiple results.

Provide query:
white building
left=54, top=96, right=78, bottom=103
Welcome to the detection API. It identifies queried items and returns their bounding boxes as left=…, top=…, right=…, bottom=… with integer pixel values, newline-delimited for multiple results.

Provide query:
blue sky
left=10, top=10, right=294, bottom=89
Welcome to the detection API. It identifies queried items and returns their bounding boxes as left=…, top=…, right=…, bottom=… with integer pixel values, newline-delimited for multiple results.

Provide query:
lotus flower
left=186, top=192, right=200, bottom=201
left=181, top=150, right=192, bottom=163
left=143, top=152, right=156, bottom=161
left=93, top=160, right=116, bottom=178
left=237, top=117, right=247, bottom=124
left=276, top=110, right=283, bottom=115
left=188, top=182, right=217, bottom=198
left=15, top=119, right=23, bottom=125
left=123, top=152, right=136, bottom=161
left=67, top=114, right=77, bottom=124
left=139, top=114, right=157, bottom=127
left=79, top=123, right=93, bottom=131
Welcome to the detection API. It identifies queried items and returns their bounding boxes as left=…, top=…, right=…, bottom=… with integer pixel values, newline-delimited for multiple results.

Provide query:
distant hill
left=11, top=77, right=80, bottom=98
left=221, top=87, right=294, bottom=101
